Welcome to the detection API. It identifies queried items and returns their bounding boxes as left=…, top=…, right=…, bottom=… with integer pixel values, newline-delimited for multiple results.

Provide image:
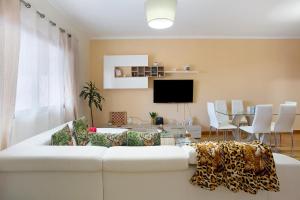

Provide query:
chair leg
left=216, top=129, right=219, bottom=140
left=209, top=126, right=212, bottom=139
left=274, top=132, right=278, bottom=152
left=280, top=133, right=282, bottom=146
left=291, top=131, right=294, bottom=156
left=269, top=133, right=272, bottom=147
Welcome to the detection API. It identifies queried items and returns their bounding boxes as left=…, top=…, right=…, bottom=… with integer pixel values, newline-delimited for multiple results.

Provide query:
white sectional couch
left=0, top=121, right=300, bottom=200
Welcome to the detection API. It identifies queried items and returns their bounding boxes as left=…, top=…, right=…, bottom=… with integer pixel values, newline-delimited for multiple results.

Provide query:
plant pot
left=151, top=118, right=156, bottom=125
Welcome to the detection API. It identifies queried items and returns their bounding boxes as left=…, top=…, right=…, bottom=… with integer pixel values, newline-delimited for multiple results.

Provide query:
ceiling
left=47, top=0, right=300, bottom=39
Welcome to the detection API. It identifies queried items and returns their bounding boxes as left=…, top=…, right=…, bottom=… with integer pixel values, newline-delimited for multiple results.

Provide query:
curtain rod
left=20, top=0, right=72, bottom=38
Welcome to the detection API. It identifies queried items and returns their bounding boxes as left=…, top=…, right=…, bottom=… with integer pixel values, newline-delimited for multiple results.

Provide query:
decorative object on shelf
left=80, top=81, right=104, bottom=127
left=111, top=112, right=127, bottom=126
left=115, top=67, right=123, bottom=77
left=145, top=0, right=177, bottom=29
left=155, top=116, right=164, bottom=125
left=149, top=112, right=158, bottom=125
left=183, top=64, right=191, bottom=71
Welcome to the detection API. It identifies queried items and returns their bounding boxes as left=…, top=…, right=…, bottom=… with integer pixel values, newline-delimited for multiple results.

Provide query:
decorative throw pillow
left=51, top=125, right=74, bottom=146
left=90, top=132, right=127, bottom=147
left=73, top=117, right=89, bottom=146
left=127, top=131, right=161, bottom=146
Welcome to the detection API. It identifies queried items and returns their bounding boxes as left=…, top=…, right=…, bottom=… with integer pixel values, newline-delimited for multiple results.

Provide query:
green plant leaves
left=79, top=81, right=104, bottom=111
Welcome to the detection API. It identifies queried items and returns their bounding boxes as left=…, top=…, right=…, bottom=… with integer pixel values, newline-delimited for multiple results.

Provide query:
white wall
left=26, top=0, right=89, bottom=117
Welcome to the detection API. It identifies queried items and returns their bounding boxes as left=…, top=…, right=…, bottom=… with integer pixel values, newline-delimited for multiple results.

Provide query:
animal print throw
left=190, top=141, right=280, bottom=194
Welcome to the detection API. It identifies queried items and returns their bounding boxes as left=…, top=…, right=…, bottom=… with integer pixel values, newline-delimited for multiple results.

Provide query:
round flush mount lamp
left=145, top=0, right=177, bottom=29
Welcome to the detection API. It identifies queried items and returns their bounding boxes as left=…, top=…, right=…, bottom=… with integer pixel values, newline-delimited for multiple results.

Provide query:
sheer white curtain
left=11, top=4, right=77, bottom=144
left=61, top=32, right=79, bottom=121
left=0, top=0, right=20, bottom=149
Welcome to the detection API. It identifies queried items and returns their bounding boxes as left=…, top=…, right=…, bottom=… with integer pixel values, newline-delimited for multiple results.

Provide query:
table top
left=216, top=110, right=300, bottom=117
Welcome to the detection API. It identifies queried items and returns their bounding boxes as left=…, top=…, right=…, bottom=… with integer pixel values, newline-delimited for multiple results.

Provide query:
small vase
left=151, top=118, right=156, bottom=125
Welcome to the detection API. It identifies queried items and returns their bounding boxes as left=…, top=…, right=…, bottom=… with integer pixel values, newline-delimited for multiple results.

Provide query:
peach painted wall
left=89, top=39, right=300, bottom=130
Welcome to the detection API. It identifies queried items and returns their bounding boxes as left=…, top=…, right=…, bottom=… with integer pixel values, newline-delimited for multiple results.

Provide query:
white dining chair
left=272, top=104, right=297, bottom=153
left=231, top=100, right=248, bottom=126
left=215, top=100, right=232, bottom=124
left=232, top=100, right=244, bottom=114
left=240, top=105, right=273, bottom=143
left=207, top=102, right=237, bottom=140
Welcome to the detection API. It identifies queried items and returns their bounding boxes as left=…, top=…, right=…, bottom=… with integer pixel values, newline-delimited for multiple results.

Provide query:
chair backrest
left=207, top=102, right=219, bottom=128
left=274, top=104, right=297, bottom=133
left=285, top=101, right=297, bottom=106
left=231, top=100, right=244, bottom=114
left=252, top=104, right=273, bottom=133
left=215, top=100, right=229, bottom=123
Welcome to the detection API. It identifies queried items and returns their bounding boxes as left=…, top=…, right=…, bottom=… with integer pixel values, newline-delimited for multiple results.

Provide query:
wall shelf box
left=104, top=55, right=149, bottom=89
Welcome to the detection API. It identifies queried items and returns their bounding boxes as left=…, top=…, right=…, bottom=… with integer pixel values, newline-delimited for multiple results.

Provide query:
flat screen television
left=153, top=80, right=193, bottom=103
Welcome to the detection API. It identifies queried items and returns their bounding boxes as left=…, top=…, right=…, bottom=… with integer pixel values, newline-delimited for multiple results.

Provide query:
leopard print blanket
left=190, top=141, right=280, bottom=194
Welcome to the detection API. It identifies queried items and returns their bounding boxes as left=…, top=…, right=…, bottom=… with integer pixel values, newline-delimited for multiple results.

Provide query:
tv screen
left=153, top=80, right=193, bottom=103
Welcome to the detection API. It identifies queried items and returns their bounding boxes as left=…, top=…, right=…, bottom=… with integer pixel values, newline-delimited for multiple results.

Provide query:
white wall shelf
left=164, top=70, right=199, bottom=74
left=104, top=55, right=149, bottom=89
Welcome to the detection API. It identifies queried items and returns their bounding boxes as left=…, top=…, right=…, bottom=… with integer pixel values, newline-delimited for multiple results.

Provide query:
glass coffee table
left=159, top=127, right=199, bottom=146
left=100, top=123, right=199, bottom=146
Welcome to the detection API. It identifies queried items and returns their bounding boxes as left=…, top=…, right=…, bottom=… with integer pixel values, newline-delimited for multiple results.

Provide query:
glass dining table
left=215, top=109, right=300, bottom=144
left=216, top=110, right=300, bottom=126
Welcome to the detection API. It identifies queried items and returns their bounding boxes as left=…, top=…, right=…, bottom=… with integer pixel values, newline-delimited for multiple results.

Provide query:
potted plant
left=80, top=81, right=104, bottom=127
left=149, top=112, right=158, bottom=125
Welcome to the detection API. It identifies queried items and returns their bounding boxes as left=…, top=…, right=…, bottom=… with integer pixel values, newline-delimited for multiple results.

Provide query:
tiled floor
left=200, top=131, right=300, bottom=160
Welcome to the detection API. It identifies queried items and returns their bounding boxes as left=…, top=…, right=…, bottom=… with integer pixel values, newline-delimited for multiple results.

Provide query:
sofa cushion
left=0, top=146, right=107, bottom=172
left=50, top=125, right=74, bottom=146
left=90, top=132, right=127, bottom=147
left=103, top=146, right=189, bottom=172
left=127, top=131, right=161, bottom=146
left=73, top=117, right=89, bottom=146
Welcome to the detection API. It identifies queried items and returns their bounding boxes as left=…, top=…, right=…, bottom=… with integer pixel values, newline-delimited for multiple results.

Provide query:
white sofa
left=0, top=121, right=300, bottom=200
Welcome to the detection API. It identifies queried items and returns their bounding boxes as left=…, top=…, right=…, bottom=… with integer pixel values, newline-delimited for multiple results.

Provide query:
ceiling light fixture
left=145, top=0, right=177, bottom=30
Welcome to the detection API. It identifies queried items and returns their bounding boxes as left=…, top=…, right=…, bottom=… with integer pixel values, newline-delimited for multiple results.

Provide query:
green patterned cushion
left=51, top=125, right=73, bottom=146
left=73, top=117, right=89, bottom=146
left=127, top=131, right=161, bottom=146
left=90, top=132, right=127, bottom=147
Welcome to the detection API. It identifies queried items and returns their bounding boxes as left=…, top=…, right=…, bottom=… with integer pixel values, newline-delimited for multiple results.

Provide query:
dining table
left=215, top=109, right=300, bottom=144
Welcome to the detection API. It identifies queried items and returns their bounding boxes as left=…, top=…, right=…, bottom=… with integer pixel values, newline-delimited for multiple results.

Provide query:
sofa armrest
left=0, top=146, right=107, bottom=172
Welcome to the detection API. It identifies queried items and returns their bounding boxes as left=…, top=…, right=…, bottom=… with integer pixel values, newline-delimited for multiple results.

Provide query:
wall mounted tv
left=153, top=80, right=194, bottom=103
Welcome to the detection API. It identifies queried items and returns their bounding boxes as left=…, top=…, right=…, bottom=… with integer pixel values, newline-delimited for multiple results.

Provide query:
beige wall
left=89, top=39, right=300, bottom=130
